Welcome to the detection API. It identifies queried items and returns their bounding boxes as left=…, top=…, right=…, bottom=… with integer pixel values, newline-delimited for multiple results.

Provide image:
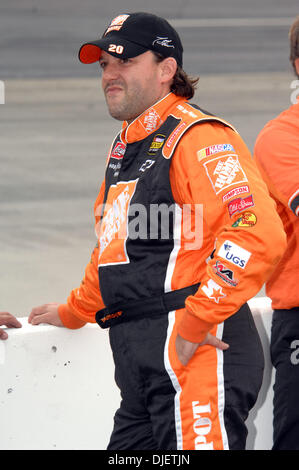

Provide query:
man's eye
left=99, top=61, right=106, bottom=69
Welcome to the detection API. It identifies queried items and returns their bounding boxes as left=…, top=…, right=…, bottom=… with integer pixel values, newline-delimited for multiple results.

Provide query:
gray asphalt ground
left=0, top=0, right=298, bottom=316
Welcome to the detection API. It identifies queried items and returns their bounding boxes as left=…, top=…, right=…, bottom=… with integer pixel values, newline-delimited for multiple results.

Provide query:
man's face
left=100, top=50, right=166, bottom=122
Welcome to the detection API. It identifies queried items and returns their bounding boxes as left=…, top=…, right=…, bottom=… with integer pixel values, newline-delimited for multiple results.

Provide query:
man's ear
left=294, top=57, right=299, bottom=77
left=159, top=57, right=178, bottom=83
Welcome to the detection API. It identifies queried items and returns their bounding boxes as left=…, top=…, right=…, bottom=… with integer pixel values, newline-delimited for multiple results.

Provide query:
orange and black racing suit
left=58, top=92, right=286, bottom=450
left=254, top=100, right=299, bottom=449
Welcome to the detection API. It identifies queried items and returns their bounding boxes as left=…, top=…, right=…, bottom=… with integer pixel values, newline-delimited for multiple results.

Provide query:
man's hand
left=28, top=303, right=63, bottom=327
left=0, top=312, right=22, bottom=340
left=175, top=332, right=229, bottom=366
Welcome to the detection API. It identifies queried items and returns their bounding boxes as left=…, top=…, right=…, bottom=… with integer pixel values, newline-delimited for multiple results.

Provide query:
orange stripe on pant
left=165, top=309, right=229, bottom=450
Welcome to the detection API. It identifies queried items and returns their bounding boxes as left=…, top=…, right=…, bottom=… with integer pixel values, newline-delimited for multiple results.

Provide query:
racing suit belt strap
left=95, top=283, right=200, bottom=329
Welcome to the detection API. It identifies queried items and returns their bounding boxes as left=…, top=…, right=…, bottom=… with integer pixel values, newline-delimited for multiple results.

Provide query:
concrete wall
left=0, top=297, right=274, bottom=450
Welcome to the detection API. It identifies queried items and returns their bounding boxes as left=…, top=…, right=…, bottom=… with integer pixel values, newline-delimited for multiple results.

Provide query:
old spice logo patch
left=98, top=180, right=138, bottom=266
left=140, top=108, right=162, bottom=134
left=203, top=154, right=248, bottom=195
left=227, top=194, right=254, bottom=217
left=105, top=14, right=130, bottom=35
left=111, top=141, right=126, bottom=160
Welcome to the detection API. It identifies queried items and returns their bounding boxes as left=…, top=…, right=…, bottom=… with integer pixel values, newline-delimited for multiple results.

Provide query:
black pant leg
left=271, top=308, right=299, bottom=450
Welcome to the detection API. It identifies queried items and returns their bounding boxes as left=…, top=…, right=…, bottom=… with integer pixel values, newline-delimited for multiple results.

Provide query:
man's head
left=78, top=12, right=198, bottom=122
left=79, top=12, right=183, bottom=68
left=289, top=15, right=299, bottom=78
left=99, top=50, right=177, bottom=122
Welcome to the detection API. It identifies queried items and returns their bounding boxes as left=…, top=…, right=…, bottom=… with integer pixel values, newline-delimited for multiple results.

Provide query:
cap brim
left=79, top=36, right=149, bottom=64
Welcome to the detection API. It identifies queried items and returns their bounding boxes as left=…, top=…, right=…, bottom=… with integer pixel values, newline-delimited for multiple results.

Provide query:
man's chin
left=107, top=107, right=125, bottom=121
left=105, top=97, right=124, bottom=120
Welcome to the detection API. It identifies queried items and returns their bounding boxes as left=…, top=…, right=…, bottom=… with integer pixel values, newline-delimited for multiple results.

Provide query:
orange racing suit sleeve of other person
left=169, top=120, right=287, bottom=343
left=58, top=181, right=106, bottom=329
left=254, top=114, right=299, bottom=217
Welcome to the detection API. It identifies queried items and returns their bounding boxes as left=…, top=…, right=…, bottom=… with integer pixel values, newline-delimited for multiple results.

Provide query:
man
left=254, top=16, right=299, bottom=450
left=0, top=312, right=22, bottom=339
left=29, top=12, right=286, bottom=450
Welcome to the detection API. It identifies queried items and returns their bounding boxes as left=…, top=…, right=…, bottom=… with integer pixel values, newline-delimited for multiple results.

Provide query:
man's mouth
left=105, top=84, right=123, bottom=96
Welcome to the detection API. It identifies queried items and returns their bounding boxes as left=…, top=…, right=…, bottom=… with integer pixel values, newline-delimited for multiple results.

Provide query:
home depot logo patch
left=98, top=179, right=138, bottom=266
left=203, top=154, right=248, bottom=195
left=104, top=14, right=130, bottom=35
left=192, top=401, right=214, bottom=450
left=140, top=108, right=163, bottom=134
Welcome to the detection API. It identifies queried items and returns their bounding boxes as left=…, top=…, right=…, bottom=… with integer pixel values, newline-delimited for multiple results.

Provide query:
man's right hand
left=28, top=303, right=63, bottom=327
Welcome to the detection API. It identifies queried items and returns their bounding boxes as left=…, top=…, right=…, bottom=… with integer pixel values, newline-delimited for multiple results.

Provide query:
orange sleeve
left=58, top=181, right=106, bottom=329
left=254, top=117, right=299, bottom=216
left=170, top=121, right=287, bottom=343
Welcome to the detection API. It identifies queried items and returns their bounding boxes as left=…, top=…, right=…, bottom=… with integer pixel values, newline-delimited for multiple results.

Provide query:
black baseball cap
left=78, top=12, right=183, bottom=67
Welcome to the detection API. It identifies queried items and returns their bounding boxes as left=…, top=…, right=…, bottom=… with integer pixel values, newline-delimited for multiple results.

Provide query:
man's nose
left=102, top=62, right=121, bottom=80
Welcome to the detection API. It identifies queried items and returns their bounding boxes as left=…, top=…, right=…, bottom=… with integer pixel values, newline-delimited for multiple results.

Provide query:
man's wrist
left=177, top=309, right=214, bottom=343
left=58, top=304, right=86, bottom=329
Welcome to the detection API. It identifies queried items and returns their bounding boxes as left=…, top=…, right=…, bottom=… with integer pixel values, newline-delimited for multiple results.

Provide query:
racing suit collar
left=121, top=92, right=185, bottom=144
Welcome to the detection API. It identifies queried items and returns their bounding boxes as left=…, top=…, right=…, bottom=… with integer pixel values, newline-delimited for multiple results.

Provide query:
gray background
left=0, top=0, right=298, bottom=316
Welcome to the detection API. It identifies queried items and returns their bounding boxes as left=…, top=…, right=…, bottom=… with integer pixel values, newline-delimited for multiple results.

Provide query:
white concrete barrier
left=246, top=296, right=274, bottom=450
left=0, top=297, right=274, bottom=450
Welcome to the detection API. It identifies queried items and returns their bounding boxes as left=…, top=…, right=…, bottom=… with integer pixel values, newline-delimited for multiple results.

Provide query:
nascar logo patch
left=197, top=143, right=235, bottom=161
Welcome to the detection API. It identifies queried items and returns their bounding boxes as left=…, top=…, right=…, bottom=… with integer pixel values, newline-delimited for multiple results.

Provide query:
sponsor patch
left=177, top=104, right=197, bottom=118
left=152, top=37, right=175, bottom=48
left=217, top=240, right=251, bottom=269
left=227, top=195, right=254, bottom=217
left=148, top=134, right=165, bottom=155
left=111, top=141, right=126, bottom=160
left=100, top=310, right=123, bottom=324
left=203, top=154, right=248, bottom=195
left=192, top=401, right=214, bottom=450
left=98, top=180, right=138, bottom=266
left=108, top=160, right=121, bottom=177
left=222, top=185, right=250, bottom=203
left=213, top=260, right=238, bottom=287
left=140, top=108, right=162, bottom=134
left=232, top=212, right=257, bottom=227
left=139, top=159, right=155, bottom=172
left=201, top=278, right=226, bottom=303
left=197, top=143, right=235, bottom=161
left=104, top=14, right=130, bottom=35
left=165, top=122, right=187, bottom=150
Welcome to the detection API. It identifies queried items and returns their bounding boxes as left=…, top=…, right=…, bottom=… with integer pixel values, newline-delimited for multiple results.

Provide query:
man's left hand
left=175, top=333, right=229, bottom=366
